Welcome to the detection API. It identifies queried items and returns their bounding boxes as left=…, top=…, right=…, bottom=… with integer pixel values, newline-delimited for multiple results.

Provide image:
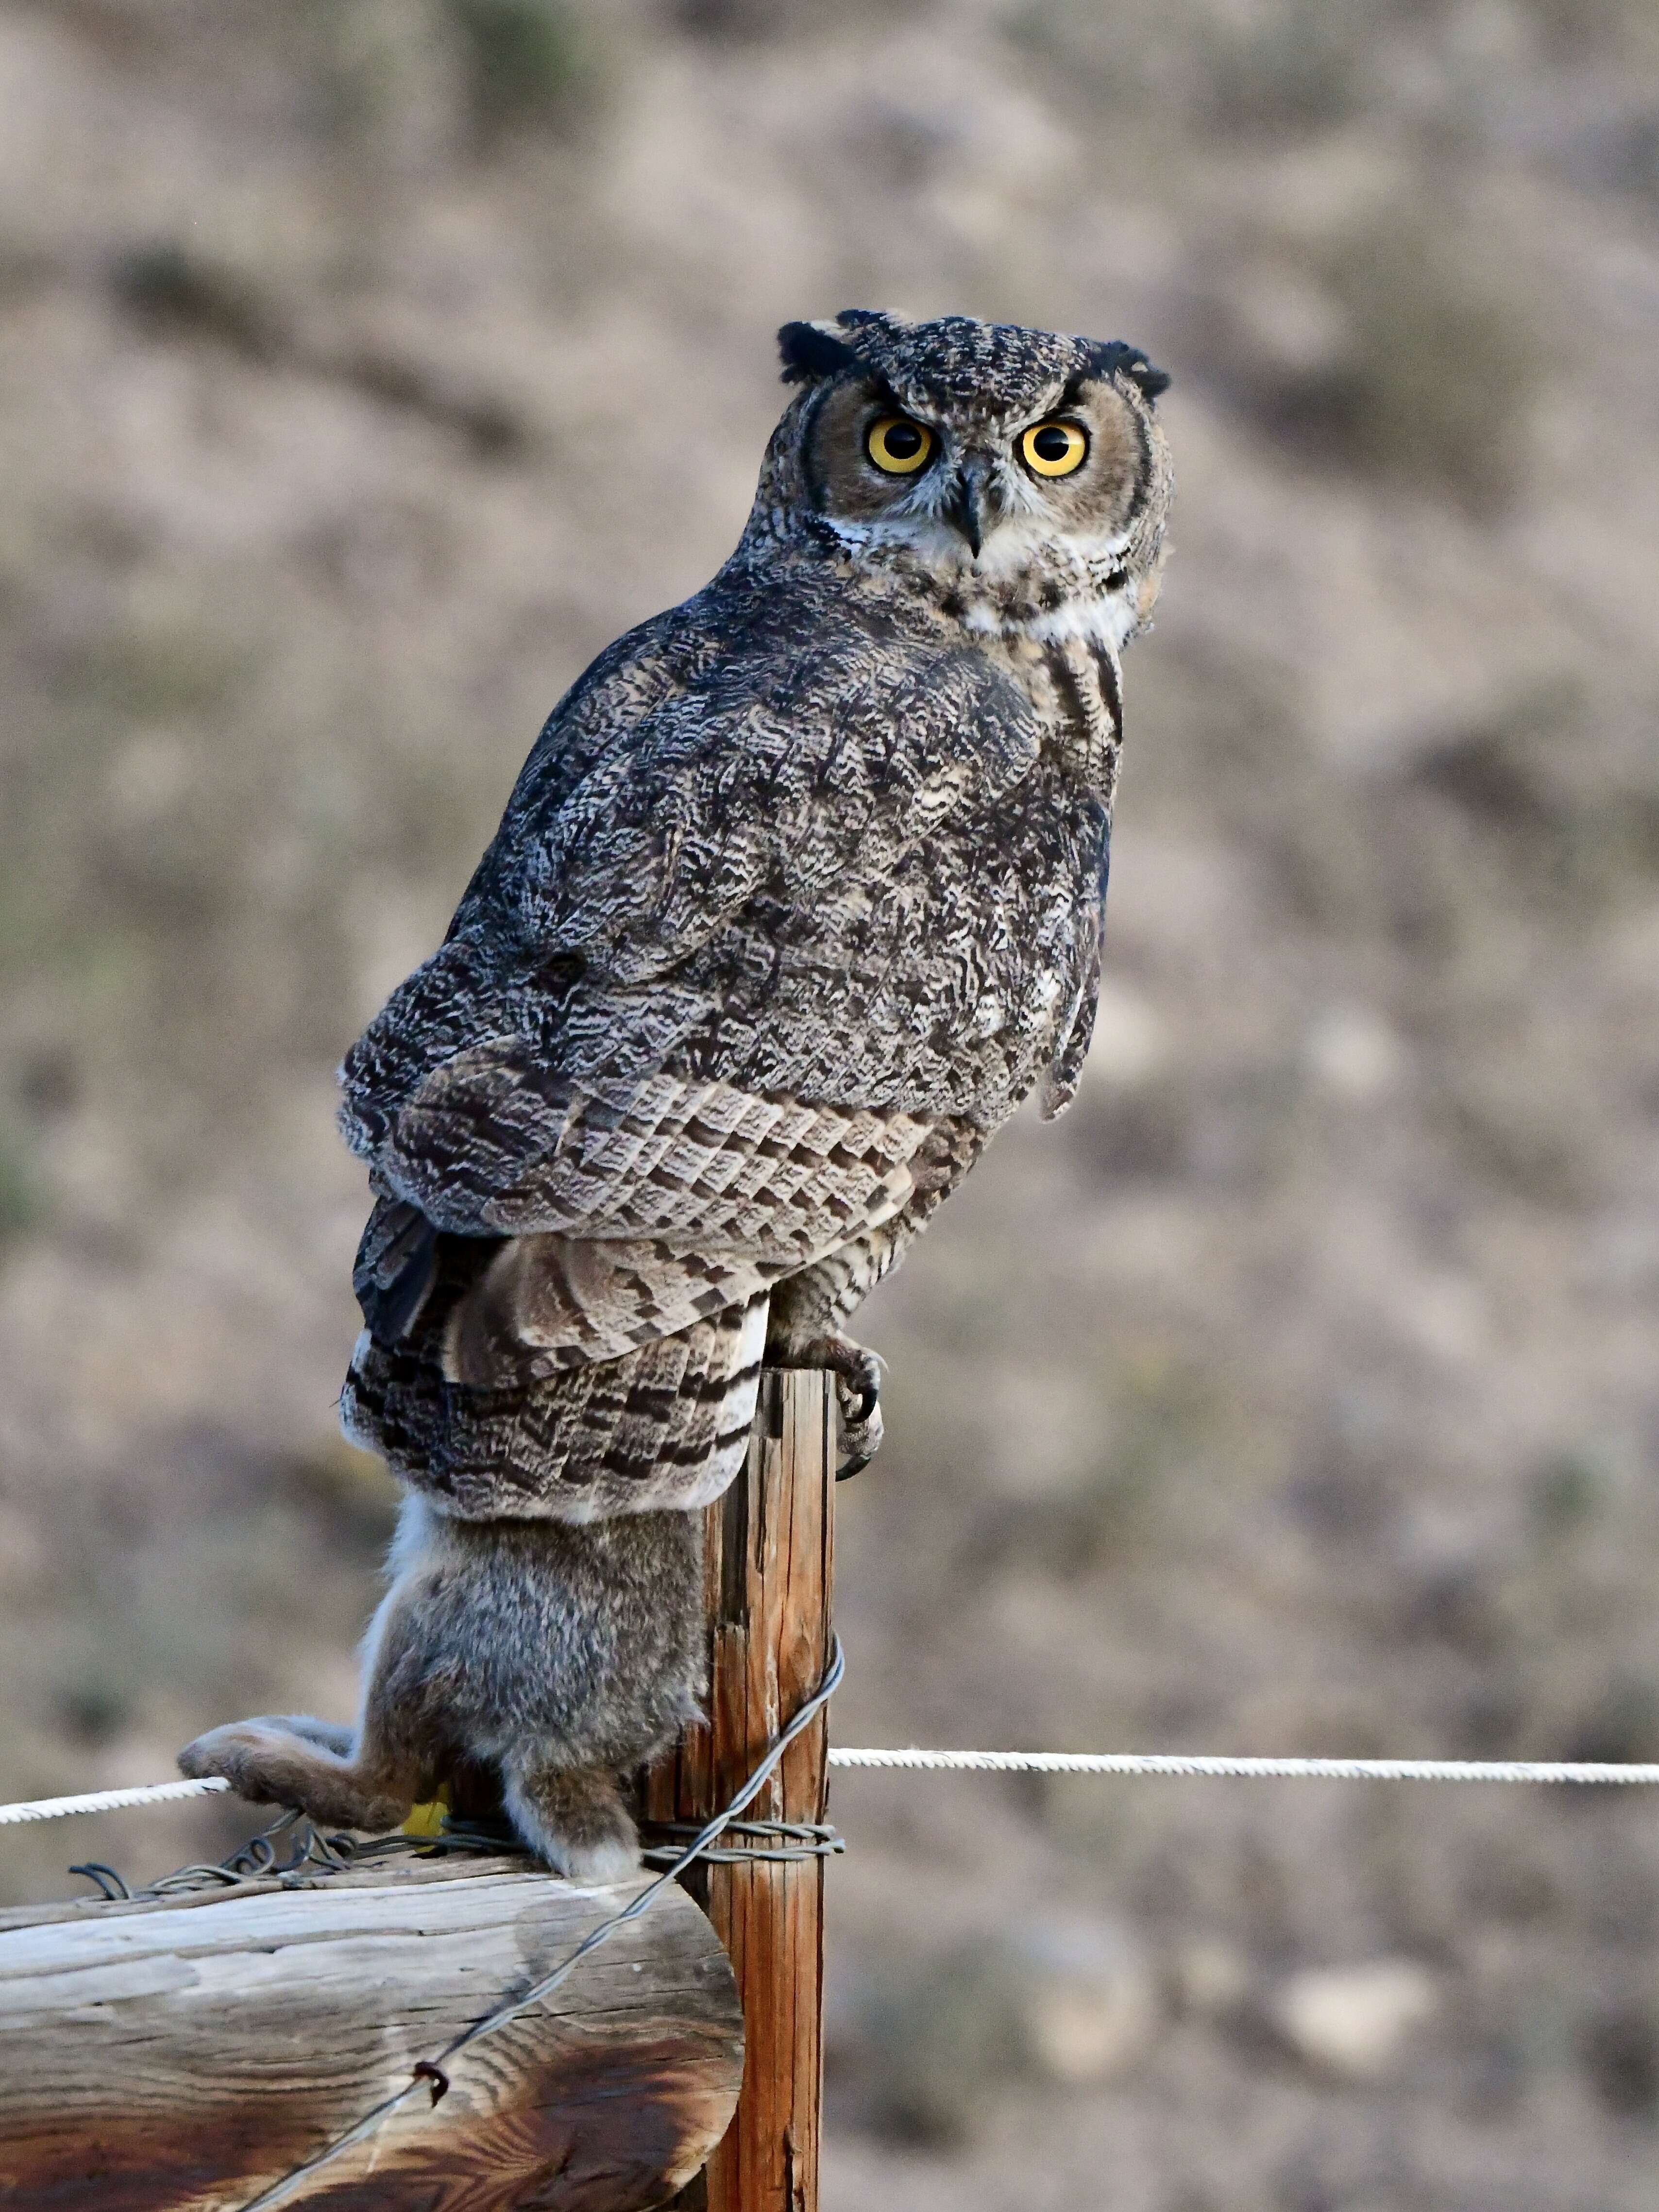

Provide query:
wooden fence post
left=645, top=1368, right=836, bottom=2212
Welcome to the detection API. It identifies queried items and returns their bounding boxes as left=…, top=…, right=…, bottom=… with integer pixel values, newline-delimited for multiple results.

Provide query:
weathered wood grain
left=0, top=1856, right=744, bottom=2211
left=645, top=1369, right=835, bottom=2212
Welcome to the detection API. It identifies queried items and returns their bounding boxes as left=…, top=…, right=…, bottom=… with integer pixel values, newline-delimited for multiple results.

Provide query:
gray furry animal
left=179, top=310, right=1173, bottom=1877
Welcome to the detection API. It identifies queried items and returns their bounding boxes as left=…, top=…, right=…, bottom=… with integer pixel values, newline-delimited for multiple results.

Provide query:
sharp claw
left=834, top=1389, right=883, bottom=1480
left=769, top=1335, right=885, bottom=1473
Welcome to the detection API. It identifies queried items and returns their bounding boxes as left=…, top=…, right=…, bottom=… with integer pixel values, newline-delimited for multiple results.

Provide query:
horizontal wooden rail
left=0, top=1853, right=743, bottom=2211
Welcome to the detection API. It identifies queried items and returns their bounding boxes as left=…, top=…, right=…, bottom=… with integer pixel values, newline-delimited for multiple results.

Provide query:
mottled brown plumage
left=180, top=311, right=1173, bottom=1871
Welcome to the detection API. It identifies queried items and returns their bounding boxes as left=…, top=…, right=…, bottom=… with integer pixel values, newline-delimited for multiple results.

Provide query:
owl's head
left=749, top=309, right=1172, bottom=644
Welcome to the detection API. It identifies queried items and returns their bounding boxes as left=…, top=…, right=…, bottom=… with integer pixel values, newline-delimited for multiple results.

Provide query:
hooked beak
left=944, top=452, right=995, bottom=559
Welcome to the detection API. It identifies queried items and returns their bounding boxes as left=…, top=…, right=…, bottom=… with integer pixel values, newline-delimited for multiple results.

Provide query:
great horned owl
left=180, top=311, right=1173, bottom=1875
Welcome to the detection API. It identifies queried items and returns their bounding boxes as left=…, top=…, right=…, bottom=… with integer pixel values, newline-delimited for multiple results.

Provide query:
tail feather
left=342, top=1242, right=765, bottom=1521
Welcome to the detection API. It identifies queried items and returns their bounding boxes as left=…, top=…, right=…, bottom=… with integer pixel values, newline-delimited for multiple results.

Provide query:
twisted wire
left=65, top=1807, right=531, bottom=1905
left=0, top=1777, right=233, bottom=1825
left=826, top=1748, right=1659, bottom=1784
left=641, top=1817, right=844, bottom=1866
left=13, top=1739, right=1659, bottom=1834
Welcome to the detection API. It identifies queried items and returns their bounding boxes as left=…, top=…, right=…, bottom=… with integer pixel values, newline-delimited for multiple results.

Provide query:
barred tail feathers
left=341, top=1291, right=767, bottom=1523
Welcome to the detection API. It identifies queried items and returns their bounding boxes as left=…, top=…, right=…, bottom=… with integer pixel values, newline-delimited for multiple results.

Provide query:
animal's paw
left=177, top=1716, right=406, bottom=1832
left=505, top=1762, right=643, bottom=1884
left=178, top=1719, right=307, bottom=1806
left=549, top=1832, right=643, bottom=1886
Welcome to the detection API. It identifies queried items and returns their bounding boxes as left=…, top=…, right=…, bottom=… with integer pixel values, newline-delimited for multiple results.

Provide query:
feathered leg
left=766, top=1236, right=901, bottom=1474
left=766, top=1122, right=985, bottom=1473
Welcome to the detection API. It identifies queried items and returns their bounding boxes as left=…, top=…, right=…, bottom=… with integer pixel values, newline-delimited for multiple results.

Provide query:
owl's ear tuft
left=1085, top=340, right=1171, bottom=404
left=1128, top=358, right=1172, bottom=401
left=777, top=320, right=860, bottom=385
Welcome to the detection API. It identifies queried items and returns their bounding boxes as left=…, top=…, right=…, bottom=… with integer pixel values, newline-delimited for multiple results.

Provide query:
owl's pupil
left=1033, top=426, right=1070, bottom=461
left=884, top=423, right=921, bottom=457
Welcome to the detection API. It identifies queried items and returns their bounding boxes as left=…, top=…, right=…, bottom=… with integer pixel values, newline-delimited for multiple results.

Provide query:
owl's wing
left=507, top=622, right=1039, bottom=985
left=355, top=1052, right=956, bottom=1360
left=374, top=1048, right=932, bottom=1244
left=342, top=609, right=1038, bottom=1353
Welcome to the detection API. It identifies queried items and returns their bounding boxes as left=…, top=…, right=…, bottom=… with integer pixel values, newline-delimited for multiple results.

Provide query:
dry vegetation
left=2, top=2, right=1659, bottom=2206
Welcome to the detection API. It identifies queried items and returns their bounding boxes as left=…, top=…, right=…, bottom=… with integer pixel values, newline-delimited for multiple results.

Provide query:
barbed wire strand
left=223, top=1634, right=846, bottom=2212
left=11, top=1741, right=1659, bottom=1829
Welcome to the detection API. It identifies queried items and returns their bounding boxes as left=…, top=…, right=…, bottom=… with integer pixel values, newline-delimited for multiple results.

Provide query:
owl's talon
left=834, top=1385, right=883, bottom=1480
left=767, top=1332, right=885, bottom=1477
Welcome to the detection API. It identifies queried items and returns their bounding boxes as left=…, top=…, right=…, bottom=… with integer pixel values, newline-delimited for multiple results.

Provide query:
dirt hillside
left=2, top=4, right=1659, bottom=2205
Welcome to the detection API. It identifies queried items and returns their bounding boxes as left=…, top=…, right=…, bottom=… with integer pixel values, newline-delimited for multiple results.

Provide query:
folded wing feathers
left=347, top=1058, right=935, bottom=1516
left=449, top=1232, right=794, bottom=1370
left=379, top=1052, right=933, bottom=1251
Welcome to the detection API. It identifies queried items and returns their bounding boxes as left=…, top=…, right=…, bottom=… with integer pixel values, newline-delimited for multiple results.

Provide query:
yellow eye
left=866, top=415, right=934, bottom=475
left=1020, top=420, right=1088, bottom=477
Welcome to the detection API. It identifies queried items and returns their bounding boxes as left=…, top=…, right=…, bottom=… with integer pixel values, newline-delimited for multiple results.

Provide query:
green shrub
left=446, top=0, right=592, bottom=139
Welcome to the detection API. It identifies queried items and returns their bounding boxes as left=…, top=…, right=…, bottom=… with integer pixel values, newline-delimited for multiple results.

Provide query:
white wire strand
left=827, top=1748, right=1659, bottom=1784
left=0, top=1777, right=233, bottom=1825
left=9, top=1748, right=1659, bottom=1828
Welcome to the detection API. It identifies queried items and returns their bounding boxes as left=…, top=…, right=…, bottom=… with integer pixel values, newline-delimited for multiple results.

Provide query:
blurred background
left=2, top=0, right=1658, bottom=2203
